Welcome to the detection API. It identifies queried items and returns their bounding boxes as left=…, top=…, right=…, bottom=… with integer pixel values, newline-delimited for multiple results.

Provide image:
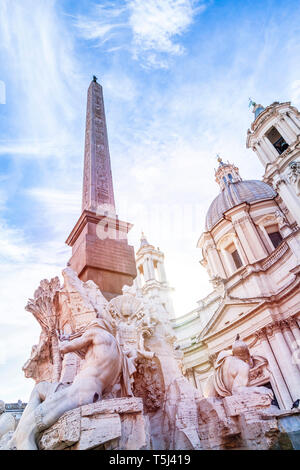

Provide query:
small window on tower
left=228, top=173, right=233, bottom=182
left=232, top=249, right=243, bottom=269
left=266, top=224, right=283, bottom=248
left=266, top=127, right=289, bottom=155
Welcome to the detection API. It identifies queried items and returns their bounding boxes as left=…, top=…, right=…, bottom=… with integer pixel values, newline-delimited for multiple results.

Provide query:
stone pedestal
left=197, top=391, right=282, bottom=450
left=66, top=211, right=137, bottom=300
left=38, top=398, right=150, bottom=451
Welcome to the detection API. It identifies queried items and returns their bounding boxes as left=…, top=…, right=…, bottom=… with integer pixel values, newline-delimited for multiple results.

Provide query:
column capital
left=255, top=327, right=268, bottom=341
left=287, top=316, right=298, bottom=329
left=273, top=177, right=287, bottom=191
left=264, top=323, right=277, bottom=337
left=278, top=319, right=290, bottom=333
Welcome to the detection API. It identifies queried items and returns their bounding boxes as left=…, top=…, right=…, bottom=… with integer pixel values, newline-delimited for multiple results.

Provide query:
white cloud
left=76, top=0, right=206, bottom=68
left=0, top=210, right=69, bottom=401
left=0, top=221, right=30, bottom=262
left=0, top=0, right=84, bottom=401
left=0, top=0, right=84, bottom=161
left=129, top=0, right=201, bottom=55
left=2, top=0, right=300, bottom=403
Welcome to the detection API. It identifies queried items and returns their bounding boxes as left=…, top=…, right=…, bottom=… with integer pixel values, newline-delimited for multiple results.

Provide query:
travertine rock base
left=197, top=391, right=282, bottom=450
left=38, top=397, right=149, bottom=451
left=36, top=391, right=289, bottom=451
left=0, top=431, right=15, bottom=450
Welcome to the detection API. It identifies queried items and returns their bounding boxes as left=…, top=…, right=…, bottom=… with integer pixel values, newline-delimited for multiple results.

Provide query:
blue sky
left=1, top=0, right=300, bottom=401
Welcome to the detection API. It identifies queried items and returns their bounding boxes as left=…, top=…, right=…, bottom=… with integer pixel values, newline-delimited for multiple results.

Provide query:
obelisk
left=66, top=77, right=137, bottom=300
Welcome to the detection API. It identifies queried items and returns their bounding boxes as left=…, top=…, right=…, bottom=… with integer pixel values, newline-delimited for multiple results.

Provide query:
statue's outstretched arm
left=60, top=330, right=92, bottom=354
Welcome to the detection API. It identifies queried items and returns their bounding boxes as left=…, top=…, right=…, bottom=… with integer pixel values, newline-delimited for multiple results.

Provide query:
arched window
left=266, top=127, right=288, bottom=155
left=256, top=215, right=284, bottom=253
left=231, top=248, right=243, bottom=269
left=217, top=235, right=244, bottom=276
left=265, top=224, right=283, bottom=248
left=226, top=242, right=243, bottom=270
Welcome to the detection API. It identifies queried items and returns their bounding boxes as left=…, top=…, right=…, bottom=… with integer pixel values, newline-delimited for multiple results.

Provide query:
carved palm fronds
left=25, top=277, right=62, bottom=382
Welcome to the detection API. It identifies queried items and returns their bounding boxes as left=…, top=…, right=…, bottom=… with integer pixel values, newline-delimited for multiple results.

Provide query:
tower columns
left=289, top=317, right=300, bottom=343
left=287, top=111, right=300, bottom=130
left=233, top=215, right=268, bottom=263
left=142, top=259, right=151, bottom=281
left=135, top=234, right=175, bottom=317
left=275, top=117, right=295, bottom=144
left=147, top=258, right=155, bottom=280
left=253, top=143, right=269, bottom=167
left=261, top=136, right=278, bottom=161
left=158, top=261, right=167, bottom=283
left=206, top=244, right=226, bottom=278
left=267, top=323, right=300, bottom=402
left=273, top=175, right=300, bottom=226
left=284, top=113, right=300, bottom=136
left=257, top=329, right=292, bottom=409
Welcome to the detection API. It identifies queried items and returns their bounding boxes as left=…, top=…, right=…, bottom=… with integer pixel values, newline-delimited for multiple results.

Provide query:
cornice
left=65, top=210, right=133, bottom=246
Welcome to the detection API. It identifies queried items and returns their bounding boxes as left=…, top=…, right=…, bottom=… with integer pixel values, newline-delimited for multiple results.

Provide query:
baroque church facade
left=169, top=100, right=300, bottom=410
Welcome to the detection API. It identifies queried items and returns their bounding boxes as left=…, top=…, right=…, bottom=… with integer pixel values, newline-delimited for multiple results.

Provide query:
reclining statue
left=10, top=317, right=133, bottom=450
left=203, top=335, right=273, bottom=399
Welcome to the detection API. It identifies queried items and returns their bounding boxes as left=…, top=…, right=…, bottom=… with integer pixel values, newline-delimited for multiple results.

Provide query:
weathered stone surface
left=223, top=391, right=271, bottom=417
left=38, top=398, right=149, bottom=451
left=81, top=397, right=143, bottom=416
left=197, top=397, right=240, bottom=449
left=38, top=407, right=81, bottom=450
left=73, top=413, right=121, bottom=450
left=0, top=431, right=15, bottom=450
left=117, top=413, right=150, bottom=450
left=161, top=376, right=202, bottom=450
left=0, top=410, right=17, bottom=438
left=196, top=391, right=284, bottom=450
left=133, top=357, right=164, bottom=412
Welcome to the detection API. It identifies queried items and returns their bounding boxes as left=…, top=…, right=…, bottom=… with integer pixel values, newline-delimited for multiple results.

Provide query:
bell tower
left=66, top=78, right=137, bottom=300
left=134, top=233, right=175, bottom=317
left=246, top=100, right=300, bottom=226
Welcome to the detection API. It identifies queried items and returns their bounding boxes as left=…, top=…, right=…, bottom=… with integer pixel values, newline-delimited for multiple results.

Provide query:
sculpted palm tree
left=25, top=277, right=62, bottom=382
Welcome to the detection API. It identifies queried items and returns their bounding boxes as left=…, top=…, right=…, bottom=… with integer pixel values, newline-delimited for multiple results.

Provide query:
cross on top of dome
left=249, top=97, right=265, bottom=120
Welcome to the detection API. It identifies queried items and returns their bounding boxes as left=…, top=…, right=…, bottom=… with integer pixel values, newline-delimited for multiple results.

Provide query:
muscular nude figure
left=11, top=318, right=131, bottom=450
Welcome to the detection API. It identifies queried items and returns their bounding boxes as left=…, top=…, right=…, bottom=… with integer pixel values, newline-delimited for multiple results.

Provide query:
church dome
left=205, top=179, right=276, bottom=231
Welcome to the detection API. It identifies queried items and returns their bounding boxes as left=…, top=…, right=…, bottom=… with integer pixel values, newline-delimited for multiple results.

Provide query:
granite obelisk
left=66, top=78, right=136, bottom=300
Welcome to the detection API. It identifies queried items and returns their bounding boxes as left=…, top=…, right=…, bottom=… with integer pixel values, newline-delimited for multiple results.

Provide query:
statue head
left=232, top=334, right=251, bottom=363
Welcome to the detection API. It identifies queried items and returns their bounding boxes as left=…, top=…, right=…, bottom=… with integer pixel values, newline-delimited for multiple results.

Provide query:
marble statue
left=5, top=268, right=285, bottom=451
left=106, top=291, right=156, bottom=386
left=0, top=401, right=17, bottom=440
left=11, top=316, right=133, bottom=450
left=203, top=335, right=273, bottom=399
